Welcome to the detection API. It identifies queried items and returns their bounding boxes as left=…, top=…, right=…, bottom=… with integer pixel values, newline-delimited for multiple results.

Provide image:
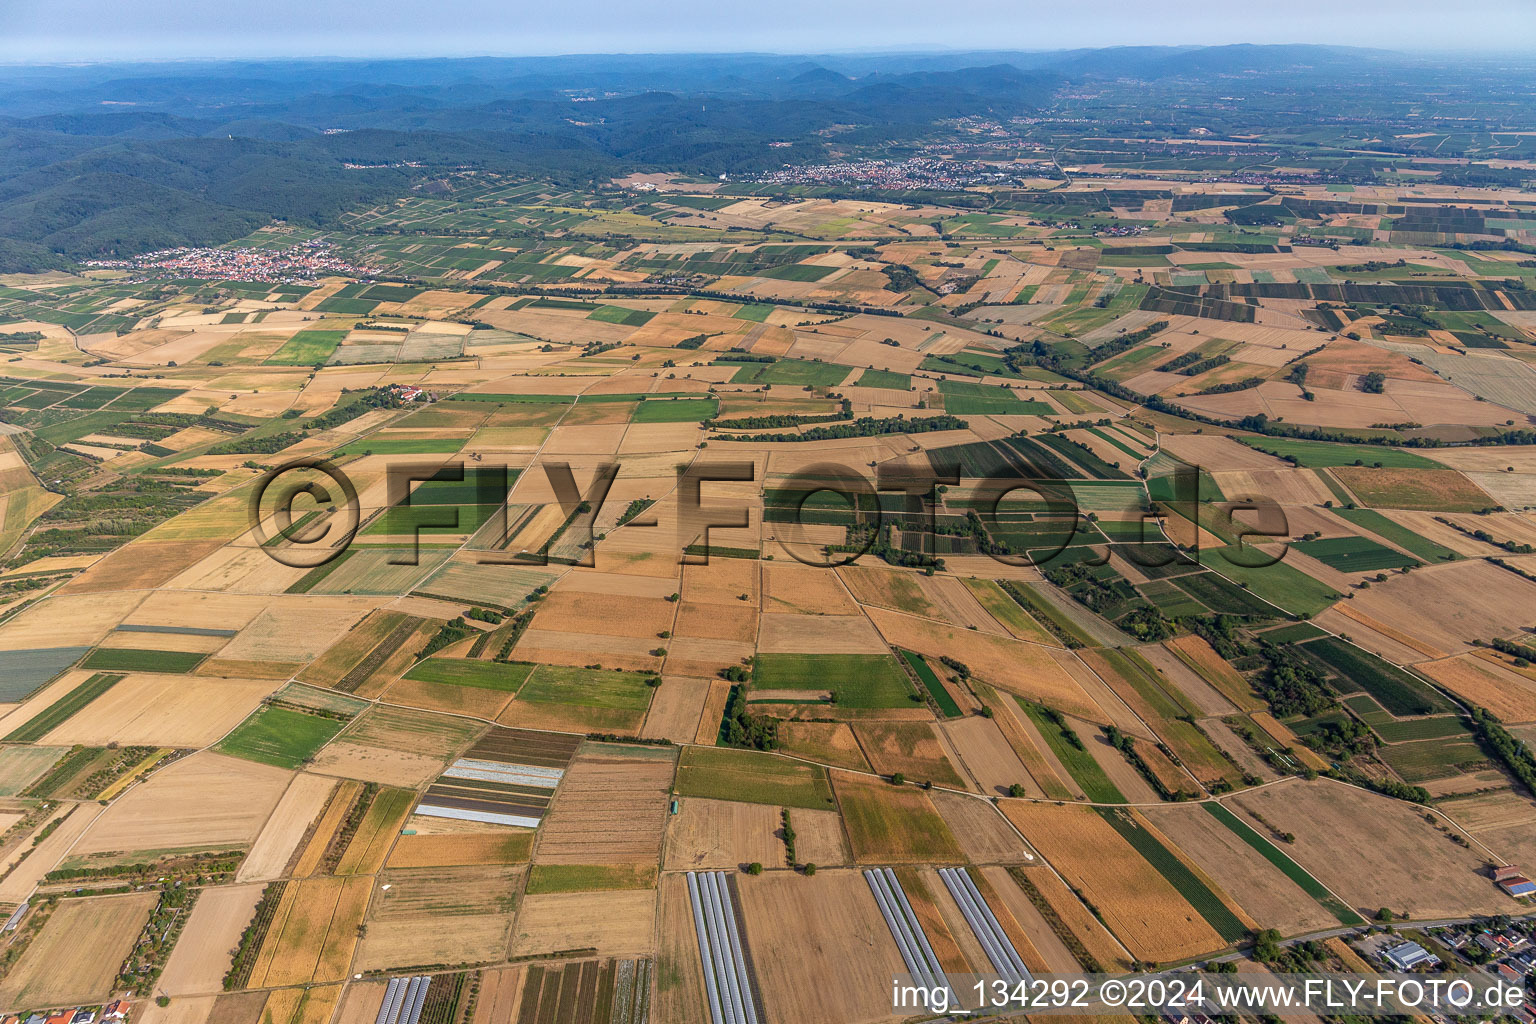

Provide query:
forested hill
left=0, top=62, right=1070, bottom=271
left=0, top=45, right=1516, bottom=271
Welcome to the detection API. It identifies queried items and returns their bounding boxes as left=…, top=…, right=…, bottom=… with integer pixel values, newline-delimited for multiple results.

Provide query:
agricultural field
left=0, top=893, right=157, bottom=1007
left=831, top=770, right=964, bottom=863
left=6, top=55, right=1536, bottom=1023
left=674, top=746, right=835, bottom=810
left=214, top=704, right=350, bottom=768
left=751, top=651, right=915, bottom=708
left=1000, top=801, right=1231, bottom=963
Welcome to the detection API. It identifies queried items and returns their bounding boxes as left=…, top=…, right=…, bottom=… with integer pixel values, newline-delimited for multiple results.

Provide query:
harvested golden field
left=386, top=830, right=533, bottom=868
left=534, top=747, right=674, bottom=864
left=509, top=630, right=662, bottom=676
left=775, top=720, right=871, bottom=771
left=469, top=968, right=528, bottom=1024
left=837, top=564, right=937, bottom=615
left=216, top=597, right=374, bottom=663
left=1331, top=465, right=1494, bottom=512
left=137, top=996, right=217, bottom=1024
left=0, top=892, right=157, bottom=1007
left=1341, top=559, right=1536, bottom=657
left=755, top=612, right=886, bottom=653
left=356, top=913, right=510, bottom=972
left=510, top=889, right=656, bottom=957
left=311, top=705, right=483, bottom=786
left=864, top=606, right=1105, bottom=721
left=70, top=751, right=291, bottom=864
left=761, top=561, right=860, bottom=614
left=1141, top=804, right=1338, bottom=936
left=896, top=867, right=972, bottom=974
left=673, top=599, right=758, bottom=643
left=788, top=807, right=849, bottom=867
left=681, top=557, right=759, bottom=603
left=0, top=590, right=144, bottom=650
left=357, top=865, right=522, bottom=970
left=1227, top=779, right=1521, bottom=918
left=639, top=676, right=713, bottom=743
left=60, top=538, right=228, bottom=594
left=204, top=988, right=270, bottom=1024
left=1437, top=789, right=1536, bottom=834
left=983, top=688, right=1077, bottom=800
left=0, top=804, right=102, bottom=903
left=159, top=883, right=267, bottom=996
left=254, top=984, right=342, bottom=1024
left=832, top=770, right=964, bottom=864
left=1212, top=468, right=1336, bottom=506
left=1010, top=864, right=1133, bottom=971
left=851, top=721, right=965, bottom=787
left=1419, top=654, right=1536, bottom=723
left=972, top=866, right=1079, bottom=973
left=530, top=590, right=677, bottom=638
left=333, top=786, right=417, bottom=875
left=245, top=875, right=372, bottom=987
left=999, top=801, right=1224, bottom=962
left=664, top=796, right=783, bottom=869
left=43, top=673, right=278, bottom=747
left=237, top=773, right=340, bottom=882
left=940, top=715, right=1034, bottom=798
left=289, top=779, right=366, bottom=878
left=694, top=679, right=733, bottom=744
left=930, top=789, right=1033, bottom=863
left=735, top=869, right=908, bottom=1024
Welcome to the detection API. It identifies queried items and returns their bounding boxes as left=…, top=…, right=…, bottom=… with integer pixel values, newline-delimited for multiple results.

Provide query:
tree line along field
left=7, top=121, right=1536, bottom=1024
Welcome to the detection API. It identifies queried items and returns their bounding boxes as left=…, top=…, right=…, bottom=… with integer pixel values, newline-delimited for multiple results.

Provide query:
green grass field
left=855, top=369, right=912, bottom=390
left=4, top=672, right=122, bottom=743
left=1255, top=622, right=1326, bottom=644
left=673, top=747, right=834, bottom=809
left=404, top=658, right=535, bottom=691
left=333, top=437, right=466, bottom=456
left=729, top=358, right=850, bottom=386
left=588, top=305, right=655, bottom=327
left=936, top=379, right=1054, bottom=416
left=1018, top=700, right=1125, bottom=803
left=313, top=297, right=377, bottom=316
left=898, top=649, right=960, bottom=717
left=524, top=863, right=657, bottom=894
left=753, top=653, right=915, bottom=708
left=1290, top=535, right=1419, bottom=572
left=80, top=648, right=206, bottom=673
left=1203, top=802, right=1363, bottom=925
left=1197, top=546, right=1341, bottom=617
left=1378, top=736, right=1487, bottom=782
left=1328, top=507, right=1459, bottom=563
left=1302, top=636, right=1452, bottom=716
left=215, top=705, right=347, bottom=769
left=1237, top=437, right=1437, bottom=469
left=448, top=392, right=574, bottom=404
left=632, top=397, right=718, bottom=422
left=362, top=502, right=503, bottom=537
left=835, top=776, right=965, bottom=862
left=518, top=665, right=654, bottom=709
left=754, top=263, right=836, bottom=282
left=265, top=329, right=349, bottom=365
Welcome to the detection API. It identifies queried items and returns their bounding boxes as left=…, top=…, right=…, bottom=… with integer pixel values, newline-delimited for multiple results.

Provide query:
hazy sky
left=2, top=0, right=1534, bottom=62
